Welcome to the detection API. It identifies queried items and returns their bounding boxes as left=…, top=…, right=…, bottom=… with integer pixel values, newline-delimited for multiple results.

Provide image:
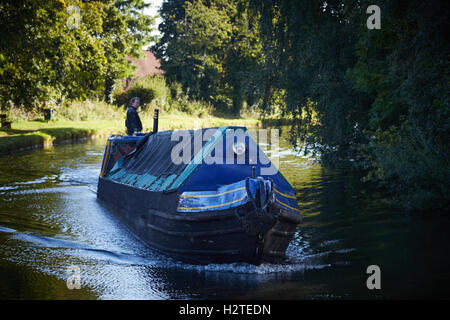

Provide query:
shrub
left=361, top=120, right=450, bottom=212
left=113, top=75, right=170, bottom=111
left=113, top=75, right=215, bottom=117
left=53, top=100, right=124, bottom=121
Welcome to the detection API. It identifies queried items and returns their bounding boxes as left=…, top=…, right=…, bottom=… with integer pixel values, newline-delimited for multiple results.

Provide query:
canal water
left=0, top=131, right=449, bottom=299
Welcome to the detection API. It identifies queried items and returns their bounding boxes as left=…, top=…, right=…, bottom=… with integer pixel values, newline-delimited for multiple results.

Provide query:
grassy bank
left=0, top=111, right=261, bottom=156
left=0, top=75, right=262, bottom=156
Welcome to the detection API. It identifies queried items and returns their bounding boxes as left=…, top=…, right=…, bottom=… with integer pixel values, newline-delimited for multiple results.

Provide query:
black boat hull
left=97, top=177, right=301, bottom=265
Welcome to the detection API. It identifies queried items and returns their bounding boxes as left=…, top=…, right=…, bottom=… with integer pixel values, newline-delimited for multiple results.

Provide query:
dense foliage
left=249, top=0, right=449, bottom=211
left=0, top=0, right=155, bottom=110
left=153, top=0, right=263, bottom=114
left=112, top=74, right=213, bottom=117
left=156, top=0, right=449, bottom=211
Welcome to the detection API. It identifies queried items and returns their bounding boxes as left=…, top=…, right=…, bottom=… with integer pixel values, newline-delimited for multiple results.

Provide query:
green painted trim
left=155, top=174, right=177, bottom=192
left=135, top=173, right=157, bottom=189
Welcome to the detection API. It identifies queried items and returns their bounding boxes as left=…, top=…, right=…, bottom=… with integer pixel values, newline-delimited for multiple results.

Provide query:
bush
left=113, top=75, right=169, bottom=111
left=6, top=105, right=41, bottom=122
left=361, top=120, right=450, bottom=212
left=53, top=100, right=124, bottom=121
left=169, top=96, right=213, bottom=117
left=113, top=75, right=214, bottom=117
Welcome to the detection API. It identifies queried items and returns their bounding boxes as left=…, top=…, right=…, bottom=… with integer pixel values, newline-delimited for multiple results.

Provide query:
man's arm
left=136, top=112, right=143, bottom=132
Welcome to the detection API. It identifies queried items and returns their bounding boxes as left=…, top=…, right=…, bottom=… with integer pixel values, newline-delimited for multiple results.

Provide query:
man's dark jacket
left=125, top=106, right=142, bottom=135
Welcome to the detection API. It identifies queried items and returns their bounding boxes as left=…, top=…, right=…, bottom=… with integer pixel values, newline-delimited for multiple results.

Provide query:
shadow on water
left=0, top=130, right=450, bottom=299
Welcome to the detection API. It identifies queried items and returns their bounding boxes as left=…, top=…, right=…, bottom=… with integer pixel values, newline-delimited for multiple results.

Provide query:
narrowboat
left=97, top=120, right=302, bottom=265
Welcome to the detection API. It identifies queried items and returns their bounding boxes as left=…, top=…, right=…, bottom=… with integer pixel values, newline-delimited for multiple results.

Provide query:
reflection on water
left=0, top=131, right=449, bottom=299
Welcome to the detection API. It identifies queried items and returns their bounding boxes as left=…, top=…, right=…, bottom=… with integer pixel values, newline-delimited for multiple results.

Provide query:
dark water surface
left=1, top=133, right=449, bottom=299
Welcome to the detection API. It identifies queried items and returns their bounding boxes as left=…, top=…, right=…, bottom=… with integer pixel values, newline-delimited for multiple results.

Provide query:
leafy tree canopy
left=153, top=0, right=263, bottom=114
left=0, top=0, right=156, bottom=110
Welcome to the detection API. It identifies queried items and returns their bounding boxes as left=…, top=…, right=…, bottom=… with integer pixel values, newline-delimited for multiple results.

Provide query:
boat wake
left=0, top=226, right=352, bottom=275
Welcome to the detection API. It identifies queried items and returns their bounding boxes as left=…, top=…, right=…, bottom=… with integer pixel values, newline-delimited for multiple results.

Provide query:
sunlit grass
left=0, top=111, right=261, bottom=155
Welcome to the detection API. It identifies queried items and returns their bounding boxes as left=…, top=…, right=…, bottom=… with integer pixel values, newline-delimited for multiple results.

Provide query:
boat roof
left=105, top=126, right=294, bottom=195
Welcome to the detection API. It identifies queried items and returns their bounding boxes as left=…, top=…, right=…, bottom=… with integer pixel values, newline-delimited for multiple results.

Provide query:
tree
left=153, top=0, right=263, bottom=114
left=350, top=0, right=450, bottom=211
left=250, top=0, right=450, bottom=211
left=250, top=0, right=370, bottom=163
left=0, top=0, right=156, bottom=110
